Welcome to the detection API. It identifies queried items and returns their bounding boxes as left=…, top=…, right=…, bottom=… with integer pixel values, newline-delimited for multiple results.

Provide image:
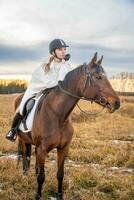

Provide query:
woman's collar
left=52, top=59, right=66, bottom=65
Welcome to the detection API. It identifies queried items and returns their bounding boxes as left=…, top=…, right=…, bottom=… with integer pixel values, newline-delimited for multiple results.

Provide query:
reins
left=76, top=103, right=104, bottom=116
left=58, top=82, right=105, bottom=116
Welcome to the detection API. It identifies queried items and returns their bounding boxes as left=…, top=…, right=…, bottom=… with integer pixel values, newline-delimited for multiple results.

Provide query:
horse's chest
left=58, top=129, right=73, bottom=146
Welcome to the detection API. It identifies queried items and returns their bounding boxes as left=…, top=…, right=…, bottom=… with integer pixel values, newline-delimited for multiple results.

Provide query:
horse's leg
left=35, top=147, right=46, bottom=200
left=35, top=147, right=38, bottom=175
left=57, top=144, right=69, bottom=200
left=21, top=143, right=31, bottom=176
left=16, top=137, right=26, bottom=173
left=16, top=138, right=23, bottom=169
left=22, top=145, right=27, bottom=175
left=24, top=143, right=31, bottom=174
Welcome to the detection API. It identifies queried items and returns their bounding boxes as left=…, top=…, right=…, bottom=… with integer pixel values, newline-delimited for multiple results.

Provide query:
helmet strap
left=53, top=50, right=62, bottom=62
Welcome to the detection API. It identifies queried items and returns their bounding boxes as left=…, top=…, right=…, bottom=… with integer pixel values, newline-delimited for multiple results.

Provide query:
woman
left=6, top=38, right=73, bottom=142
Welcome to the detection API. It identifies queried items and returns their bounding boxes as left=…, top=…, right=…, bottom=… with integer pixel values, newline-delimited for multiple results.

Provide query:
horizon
left=0, top=70, right=133, bottom=81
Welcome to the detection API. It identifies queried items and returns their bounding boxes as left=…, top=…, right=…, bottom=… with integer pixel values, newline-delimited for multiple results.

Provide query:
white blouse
left=18, top=60, right=74, bottom=114
left=29, top=60, right=73, bottom=94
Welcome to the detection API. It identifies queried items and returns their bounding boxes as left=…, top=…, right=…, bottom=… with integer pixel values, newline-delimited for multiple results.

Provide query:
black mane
left=58, top=63, right=106, bottom=89
left=59, top=64, right=86, bottom=89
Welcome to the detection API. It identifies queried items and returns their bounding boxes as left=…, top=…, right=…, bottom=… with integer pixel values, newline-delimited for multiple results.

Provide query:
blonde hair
left=43, top=56, right=54, bottom=73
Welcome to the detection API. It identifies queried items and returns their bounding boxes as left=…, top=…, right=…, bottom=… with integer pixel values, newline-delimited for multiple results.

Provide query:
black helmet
left=49, top=38, right=69, bottom=54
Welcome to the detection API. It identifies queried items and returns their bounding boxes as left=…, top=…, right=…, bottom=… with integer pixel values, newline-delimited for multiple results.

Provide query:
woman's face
left=54, top=47, right=66, bottom=59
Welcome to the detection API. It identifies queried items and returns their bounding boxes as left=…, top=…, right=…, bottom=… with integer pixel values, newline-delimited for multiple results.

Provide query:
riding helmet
left=49, top=39, right=69, bottom=54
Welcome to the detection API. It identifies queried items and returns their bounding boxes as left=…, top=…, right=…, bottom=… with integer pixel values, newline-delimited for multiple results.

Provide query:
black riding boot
left=6, top=112, right=22, bottom=142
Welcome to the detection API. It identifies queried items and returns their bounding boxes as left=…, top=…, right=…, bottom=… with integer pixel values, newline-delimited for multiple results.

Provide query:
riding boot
left=6, top=112, right=22, bottom=142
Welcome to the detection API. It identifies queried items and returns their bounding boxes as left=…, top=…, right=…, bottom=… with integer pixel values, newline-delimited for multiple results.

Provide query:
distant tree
left=0, top=79, right=28, bottom=94
left=111, top=72, right=134, bottom=80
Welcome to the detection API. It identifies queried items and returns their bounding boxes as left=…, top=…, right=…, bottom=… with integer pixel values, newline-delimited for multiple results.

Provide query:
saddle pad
left=18, top=94, right=43, bottom=132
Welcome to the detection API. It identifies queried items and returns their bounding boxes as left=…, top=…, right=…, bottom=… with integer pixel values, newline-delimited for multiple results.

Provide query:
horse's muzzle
left=94, top=95, right=120, bottom=113
left=106, top=99, right=120, bottom=113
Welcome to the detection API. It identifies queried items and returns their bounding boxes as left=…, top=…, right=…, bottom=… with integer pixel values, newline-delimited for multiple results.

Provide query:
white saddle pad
left=18, top=94, right=43, bottom=132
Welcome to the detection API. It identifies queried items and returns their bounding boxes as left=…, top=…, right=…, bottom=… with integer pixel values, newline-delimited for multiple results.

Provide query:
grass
left=0, top=94, right=134, bottom=200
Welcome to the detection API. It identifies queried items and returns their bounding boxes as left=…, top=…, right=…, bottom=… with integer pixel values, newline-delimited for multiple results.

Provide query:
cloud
left=0, top=42, right=49, bottom=62
left=0, top=40, right=133, bottom=63
left=0, top=0, right=133, bottom=48
left=0, top=41, right=133, bottom=77
left=0, top=0, right=133, bottom=76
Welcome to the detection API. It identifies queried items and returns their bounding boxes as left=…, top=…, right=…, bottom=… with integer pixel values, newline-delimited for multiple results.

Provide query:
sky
left=0, top=0, right=133, bottom=79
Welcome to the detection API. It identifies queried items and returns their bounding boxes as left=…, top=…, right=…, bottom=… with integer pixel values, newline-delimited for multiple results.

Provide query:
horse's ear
left=97, top=55, right=103, bottom=65
left=88, top=52, right=97, bottom=68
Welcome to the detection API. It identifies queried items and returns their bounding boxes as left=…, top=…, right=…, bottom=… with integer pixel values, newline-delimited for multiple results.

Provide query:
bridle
left=58, top=63, right=109, bottom=115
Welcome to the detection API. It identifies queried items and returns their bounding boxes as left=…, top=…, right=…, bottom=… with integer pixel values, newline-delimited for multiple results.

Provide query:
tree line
left=111, top=72, right=134, bottom=79
left=0, top=72, right=134, bottom=94
left=0, top=79, right=28, bottom=94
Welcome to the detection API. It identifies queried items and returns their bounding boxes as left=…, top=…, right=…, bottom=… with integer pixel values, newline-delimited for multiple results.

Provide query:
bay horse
left=14, top=53, right=120, bottom=200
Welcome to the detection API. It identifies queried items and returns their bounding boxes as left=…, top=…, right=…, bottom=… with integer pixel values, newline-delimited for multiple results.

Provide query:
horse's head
left=80, top=52, right=120, bottom=113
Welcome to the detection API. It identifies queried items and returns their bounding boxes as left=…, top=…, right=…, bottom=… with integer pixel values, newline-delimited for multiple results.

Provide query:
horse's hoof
left=23, top=170, right=28, bottom=176
left=56, top=193, right=63, bottom=200
left=35, top=194, right=42, bottom=200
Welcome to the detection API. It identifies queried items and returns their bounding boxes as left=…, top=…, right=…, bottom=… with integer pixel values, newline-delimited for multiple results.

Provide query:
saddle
left=21, top=87, right=56, bottom=131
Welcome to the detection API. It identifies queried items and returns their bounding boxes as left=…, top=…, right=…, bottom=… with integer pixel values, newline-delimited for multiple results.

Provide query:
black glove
left=64, top=54, right=71, bottom=61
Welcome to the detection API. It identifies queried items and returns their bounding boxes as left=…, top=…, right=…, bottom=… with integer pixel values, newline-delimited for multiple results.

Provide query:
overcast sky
left=0, top=0, right=133, bottom=79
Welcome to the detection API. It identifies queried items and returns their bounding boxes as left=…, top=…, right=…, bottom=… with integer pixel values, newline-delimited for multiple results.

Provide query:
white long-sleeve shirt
left=18, top=60, right=73, bottom=115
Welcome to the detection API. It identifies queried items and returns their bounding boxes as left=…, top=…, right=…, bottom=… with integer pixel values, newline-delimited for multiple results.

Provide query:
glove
left=64, top=54, right=71, bottom=61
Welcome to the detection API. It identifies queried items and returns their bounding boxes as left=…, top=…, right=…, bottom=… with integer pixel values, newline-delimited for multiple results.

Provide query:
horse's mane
left=59, top=64, right=86, bottom=89
left=59, top=63, right=106, bottom=89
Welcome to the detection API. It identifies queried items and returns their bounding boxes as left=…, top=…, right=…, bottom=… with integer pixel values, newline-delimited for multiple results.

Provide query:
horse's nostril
left=115, top=100, right=120, bottom=109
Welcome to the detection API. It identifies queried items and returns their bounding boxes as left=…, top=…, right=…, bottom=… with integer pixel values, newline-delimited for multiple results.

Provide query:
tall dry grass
left=0, top=94, right=133, bottom=200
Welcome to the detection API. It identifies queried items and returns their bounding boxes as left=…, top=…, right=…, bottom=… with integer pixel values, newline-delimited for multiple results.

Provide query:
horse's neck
left=48, top=68, right=83, bottom=122
left=59, top=93, right=79, bottom=122
left=56, top=73, right=82, bottom=121
left=49, top=89, right=79, bottom=122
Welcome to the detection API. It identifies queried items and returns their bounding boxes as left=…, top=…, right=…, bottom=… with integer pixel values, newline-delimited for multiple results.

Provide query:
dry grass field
left=0, top=94, right=134, bottom=200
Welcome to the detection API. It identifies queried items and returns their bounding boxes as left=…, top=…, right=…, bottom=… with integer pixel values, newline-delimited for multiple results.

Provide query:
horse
left=14, top=52, right=120, bottom=200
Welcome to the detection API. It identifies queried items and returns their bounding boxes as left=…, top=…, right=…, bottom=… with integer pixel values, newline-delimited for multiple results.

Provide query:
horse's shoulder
left=60, top=117, right=73, bottom=130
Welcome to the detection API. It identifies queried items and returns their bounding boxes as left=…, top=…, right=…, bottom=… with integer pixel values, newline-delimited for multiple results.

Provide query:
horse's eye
left=96, top=76, right=102, bottom=80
